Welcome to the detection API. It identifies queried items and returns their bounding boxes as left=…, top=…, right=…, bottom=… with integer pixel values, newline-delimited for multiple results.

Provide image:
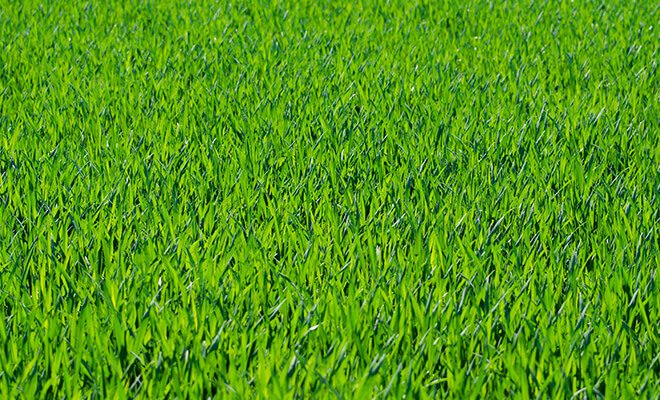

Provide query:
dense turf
left=1, top=0, right=658, bottom=398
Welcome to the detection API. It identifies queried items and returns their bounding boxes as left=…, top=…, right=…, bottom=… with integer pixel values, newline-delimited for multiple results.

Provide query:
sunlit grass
left=0, top=0, right=658, bottom=398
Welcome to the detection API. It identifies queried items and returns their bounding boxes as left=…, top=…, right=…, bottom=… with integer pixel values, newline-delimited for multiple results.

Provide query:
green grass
left=0, top=0, right=658, bottom=398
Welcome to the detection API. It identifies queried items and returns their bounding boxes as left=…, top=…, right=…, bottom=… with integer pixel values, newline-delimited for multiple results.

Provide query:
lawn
left=0, top=0, right=658, bottom=398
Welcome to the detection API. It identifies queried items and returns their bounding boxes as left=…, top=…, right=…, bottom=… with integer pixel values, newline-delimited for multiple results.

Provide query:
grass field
left=1, top=0, right=658, bottom=398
